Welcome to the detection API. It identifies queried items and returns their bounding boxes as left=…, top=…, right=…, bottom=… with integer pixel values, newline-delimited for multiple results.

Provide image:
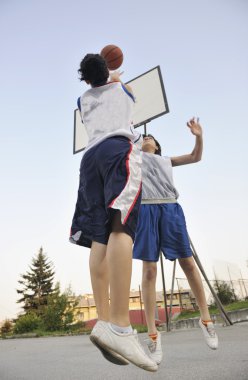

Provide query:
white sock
left=110, top=323, right=133, bottom=335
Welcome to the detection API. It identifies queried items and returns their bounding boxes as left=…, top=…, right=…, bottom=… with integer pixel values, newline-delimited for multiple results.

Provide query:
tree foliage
left=1, top=320, right=13, bottom=335
left=15, top=248, right=78, bottom=333
left=16, top=247, right=55, bottom=315
left=42, top=284, right=77, bottom=331
left=213, top=280, right=237, bottom=305
left=13, top=312, right=43, bottom=334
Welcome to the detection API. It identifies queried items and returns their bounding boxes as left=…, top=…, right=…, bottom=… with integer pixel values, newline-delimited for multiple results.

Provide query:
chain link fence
left=175, top=277, right=248, bottom=309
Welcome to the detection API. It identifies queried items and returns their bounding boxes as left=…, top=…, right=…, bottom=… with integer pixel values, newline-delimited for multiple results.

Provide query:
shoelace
left=144, top=338, right=157, bottom=353
left=206, top=324, right=216, bottom=338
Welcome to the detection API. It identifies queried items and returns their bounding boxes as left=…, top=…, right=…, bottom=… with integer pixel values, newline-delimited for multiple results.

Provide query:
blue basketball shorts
left=70, top=136, right=142, bottom=248
left=133, top=203, right=192, bottom=262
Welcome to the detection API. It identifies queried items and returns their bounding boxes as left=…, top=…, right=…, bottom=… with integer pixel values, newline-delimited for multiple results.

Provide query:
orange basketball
left=100, top=45, right=123, bottom=70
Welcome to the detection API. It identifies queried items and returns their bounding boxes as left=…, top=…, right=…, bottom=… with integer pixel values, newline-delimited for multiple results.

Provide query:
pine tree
left=17, top=247, right=55, bottom=315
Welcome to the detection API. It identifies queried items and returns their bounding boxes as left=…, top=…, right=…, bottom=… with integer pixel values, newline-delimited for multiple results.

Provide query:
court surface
left=0, top=322, right=247, bottom=380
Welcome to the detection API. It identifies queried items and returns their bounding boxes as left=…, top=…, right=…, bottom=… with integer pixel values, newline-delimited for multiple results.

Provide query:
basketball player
left=70, top=53, right=157, bottom=372
left=133, top=118, right=218, bottom=364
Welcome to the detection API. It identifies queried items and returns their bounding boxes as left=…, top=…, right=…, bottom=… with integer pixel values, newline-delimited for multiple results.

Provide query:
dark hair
left=143, top=134, right=162, bottom=155
left=78, top=54, right=109, bottom=86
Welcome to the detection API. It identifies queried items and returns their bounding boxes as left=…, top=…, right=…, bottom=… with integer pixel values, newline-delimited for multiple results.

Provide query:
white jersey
left=141, top=152, right=179, bottom=201
left=78, top=81, right=142, bottom=154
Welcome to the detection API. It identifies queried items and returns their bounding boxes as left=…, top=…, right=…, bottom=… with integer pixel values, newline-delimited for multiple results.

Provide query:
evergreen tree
left=16, top=247, right=55, bottom=315
left=43, top=283, right=77, bottom=331
left=213, top=280, right=237, bottom=305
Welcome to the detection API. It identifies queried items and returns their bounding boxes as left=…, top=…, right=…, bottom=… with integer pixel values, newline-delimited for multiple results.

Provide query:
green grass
left=1, top=324, right=149, bottom=339
left=1, top=327, right=92, bottom=339
left=132, top=324, right=148, bottom=333
left=223, top=300, right=248, bottom=311
left=174, top=300, right=248, bottom=321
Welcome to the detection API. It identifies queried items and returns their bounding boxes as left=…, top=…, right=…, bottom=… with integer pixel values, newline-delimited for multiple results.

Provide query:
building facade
left=71, top=288, right=196, bottom=324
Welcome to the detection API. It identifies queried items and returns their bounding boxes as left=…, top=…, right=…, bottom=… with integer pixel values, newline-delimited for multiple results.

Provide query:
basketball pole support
left=168, top=260, right=176, bottom=331
left=144, top=123, right=147, bottom=136
left=160, top=252, right=169, bottom=331
left=165, top=237, right=232, bottom=330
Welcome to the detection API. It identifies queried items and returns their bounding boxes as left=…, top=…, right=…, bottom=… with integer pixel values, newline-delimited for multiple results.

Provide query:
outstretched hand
left=109, top=70, right=124, bottom=82
left=187, top=117, right=202, bottom=137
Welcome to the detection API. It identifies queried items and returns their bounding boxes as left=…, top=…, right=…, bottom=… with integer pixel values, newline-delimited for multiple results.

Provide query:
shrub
left=1, top=320, right=13, bottom=335
left=213, top=280, right=237, bottom=305
left=43, top=293, right=74, bottom=331
left=14, top=312, right=43, bottom=334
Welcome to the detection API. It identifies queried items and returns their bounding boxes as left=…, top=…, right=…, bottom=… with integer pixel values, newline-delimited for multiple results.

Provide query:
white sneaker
left=90, top=321, right=158, bottom=372
left=199, top=319, right=218, bottom=350
left=145, top=331, right=163, bottom=364
left=91, top=321, right=129, bottom=365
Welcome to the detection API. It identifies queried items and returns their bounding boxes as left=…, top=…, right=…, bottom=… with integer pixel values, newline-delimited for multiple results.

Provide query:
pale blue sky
left=0, top=0, right=248, bottom=320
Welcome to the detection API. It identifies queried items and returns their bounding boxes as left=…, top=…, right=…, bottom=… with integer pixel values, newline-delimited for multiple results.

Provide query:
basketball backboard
left=73, top=65, right=169, bottom=154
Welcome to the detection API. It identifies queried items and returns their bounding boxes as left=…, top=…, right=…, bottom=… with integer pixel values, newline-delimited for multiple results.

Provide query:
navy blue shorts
left=70, top=136, right=142, bottom=248
left=133, top=203, right=192, bottom=262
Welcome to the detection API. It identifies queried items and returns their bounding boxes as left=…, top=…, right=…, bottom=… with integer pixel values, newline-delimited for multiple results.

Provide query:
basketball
left=100, top=45, right=123, bottom=70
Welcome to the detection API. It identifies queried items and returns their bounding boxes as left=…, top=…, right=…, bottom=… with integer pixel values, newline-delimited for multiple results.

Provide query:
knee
left=179, top=258, right=195, bottom=274
left=91, top=264, right=105, bottom=277
left=143, top=263, right=157, bottom=282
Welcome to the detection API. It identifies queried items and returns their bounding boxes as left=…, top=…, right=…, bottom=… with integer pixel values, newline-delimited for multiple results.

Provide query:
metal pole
left=176, top=277, right=183, bottom=310
left=240, top=270, right=248, bottom=298
left=227, top=265, right=237, bottom=301
left=144, top=123, right=147, bottom=136
left=168, top=260, right=176, bottom=331
left=188, top=236, right=232, bottom=325
left=160, top=252, right=169, bottom=331
left=238, top=279, right=244, bottom=300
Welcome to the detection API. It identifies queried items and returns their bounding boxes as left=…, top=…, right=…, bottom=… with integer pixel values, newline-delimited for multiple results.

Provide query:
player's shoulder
left=142, top=153, right=171, bottom=164
left=142, top=152, right=161, bottom=162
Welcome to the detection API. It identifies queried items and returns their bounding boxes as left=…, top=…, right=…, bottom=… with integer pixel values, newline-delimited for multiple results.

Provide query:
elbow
left=190, top=154, right=202, bottom=163
left=194, top=156, right=202, bottom=163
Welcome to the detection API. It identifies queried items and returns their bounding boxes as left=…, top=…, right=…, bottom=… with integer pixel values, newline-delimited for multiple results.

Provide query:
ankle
left=201, top=319, right=212, bottom=326
left=148, top=332, right=158, bottom=341
left=110, top=323, right=133, bottom=334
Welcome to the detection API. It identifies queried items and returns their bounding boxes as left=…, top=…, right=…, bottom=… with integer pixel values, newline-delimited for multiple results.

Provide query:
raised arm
left=109, top=71, right=134, bottom=96
left=171, top=117, right=203, bottom=167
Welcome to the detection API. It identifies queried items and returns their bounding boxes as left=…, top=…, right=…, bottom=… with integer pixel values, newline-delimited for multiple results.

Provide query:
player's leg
left=178, top=257, right=210, bottom=320
left=179, top=256, right=218, bottom=349
left=142, top=260, right=163, bottom=364
left=89, top=139, right=157, bottom=371
left=89, top=242, right=109, bottom=321
left=142, top=261, right=157, bottom=335
left=70, top=145, right=130, bottom=365
left=160, top=203, right=218, bottom=349
left=90, top=211, right=158, bottom=371
left=107, top=211, right=133, bottom=327
left=90, top=240, right=133, bottom=366
left=133, top=204, right=160, bottom=331
left=133, top=204, right=163, bottom=364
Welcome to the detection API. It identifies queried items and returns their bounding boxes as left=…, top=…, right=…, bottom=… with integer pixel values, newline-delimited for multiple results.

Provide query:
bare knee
left=89, top=243, right=108, bottom=278
left=90, top=262, right=107, bottom=279
left=179, top=257, right=196, bottom=274
left=142, top=262, right=157, bottom=282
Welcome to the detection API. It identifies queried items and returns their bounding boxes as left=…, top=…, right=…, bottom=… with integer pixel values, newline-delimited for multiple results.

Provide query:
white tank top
left=141, top=152, right=179, bottom=200
left=78, top=82, right=142, bottom=153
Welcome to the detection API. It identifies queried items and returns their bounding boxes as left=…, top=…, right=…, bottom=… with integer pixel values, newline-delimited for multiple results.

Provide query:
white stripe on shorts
left=109, top=141, right=142, bottom=224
